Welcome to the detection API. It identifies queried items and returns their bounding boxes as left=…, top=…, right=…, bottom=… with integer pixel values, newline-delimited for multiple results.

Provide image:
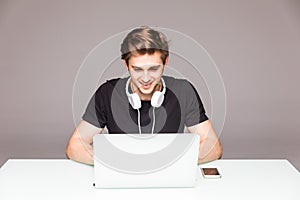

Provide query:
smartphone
left=201, top=168, right=222, bottom=179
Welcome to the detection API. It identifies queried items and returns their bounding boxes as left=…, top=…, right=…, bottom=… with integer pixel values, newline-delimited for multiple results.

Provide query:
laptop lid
left=93, top=133, right=200, bottom=188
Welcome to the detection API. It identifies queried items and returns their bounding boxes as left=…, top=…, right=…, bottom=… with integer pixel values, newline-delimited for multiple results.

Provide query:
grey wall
left=1, top=0, right=299, bottom=170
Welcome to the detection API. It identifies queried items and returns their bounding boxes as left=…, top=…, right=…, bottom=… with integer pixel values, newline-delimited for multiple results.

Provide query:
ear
left=123, top=60, right=129, bottom=70
left=164, top=56, right=169, bottom=66
left=163, top=56, right=169, bottom=69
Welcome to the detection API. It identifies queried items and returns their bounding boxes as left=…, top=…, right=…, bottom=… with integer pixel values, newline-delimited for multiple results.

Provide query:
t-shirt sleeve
left=184, top=81, right=208, bottom=127
left=82, top=86, right=107, bottom=128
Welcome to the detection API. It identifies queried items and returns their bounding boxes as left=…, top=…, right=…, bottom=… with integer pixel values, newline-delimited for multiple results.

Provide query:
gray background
left=0, top=0, right=299, bottom=170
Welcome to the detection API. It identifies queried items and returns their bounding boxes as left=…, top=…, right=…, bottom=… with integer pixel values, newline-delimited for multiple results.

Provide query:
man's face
left=126, top=51, right=167, bottom=100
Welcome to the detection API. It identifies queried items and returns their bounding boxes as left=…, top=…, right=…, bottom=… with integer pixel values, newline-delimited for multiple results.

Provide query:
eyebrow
left=131, top=65, right=161, bottom=69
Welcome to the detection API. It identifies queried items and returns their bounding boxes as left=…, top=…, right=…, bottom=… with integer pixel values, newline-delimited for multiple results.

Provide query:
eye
left=133, top=68, right=143, bottom=72
left=149, top=66, right=159, bottom=71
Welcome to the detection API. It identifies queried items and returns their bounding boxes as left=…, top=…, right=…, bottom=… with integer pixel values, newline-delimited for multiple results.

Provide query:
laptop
left=93, top=133, right=200, bottom=188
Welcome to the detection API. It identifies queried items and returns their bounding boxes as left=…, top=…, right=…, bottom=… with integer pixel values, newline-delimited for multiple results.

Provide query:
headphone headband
left=160, top=77, right=166, bottom=94
left=125, top=77, right=166, bottom=109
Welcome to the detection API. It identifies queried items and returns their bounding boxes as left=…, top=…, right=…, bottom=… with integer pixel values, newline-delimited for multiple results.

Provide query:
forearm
left=66, top=138, right=94, bottom=165
left=198, top=138, right=223, bottom=164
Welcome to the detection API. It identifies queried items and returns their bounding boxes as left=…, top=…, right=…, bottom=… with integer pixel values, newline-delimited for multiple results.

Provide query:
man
left=66, top=26, right=222, bottom=165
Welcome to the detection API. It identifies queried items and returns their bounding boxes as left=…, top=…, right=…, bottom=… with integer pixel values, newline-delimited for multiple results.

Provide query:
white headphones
left=125, top=77, right=166, bottom=110
left=125, top=77, right=166, bottom=134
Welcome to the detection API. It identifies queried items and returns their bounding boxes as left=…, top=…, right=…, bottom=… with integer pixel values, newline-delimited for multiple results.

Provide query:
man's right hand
left=66, top=120, right=103, bottom=165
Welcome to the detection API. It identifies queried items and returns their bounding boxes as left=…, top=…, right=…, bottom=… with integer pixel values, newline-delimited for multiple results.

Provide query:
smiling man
left=66, top=26, right=223, bottom=165
left=128, top=52, right=164, bottom=100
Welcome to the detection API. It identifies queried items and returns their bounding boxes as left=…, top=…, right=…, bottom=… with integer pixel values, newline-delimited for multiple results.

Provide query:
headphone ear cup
left=151, top=91, right=164, bottom=108
left=128, top=93, right=141, bottom=109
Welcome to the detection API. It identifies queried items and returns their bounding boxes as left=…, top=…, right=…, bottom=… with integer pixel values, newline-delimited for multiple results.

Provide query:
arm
left=66, top=120, right=103, bottom=165
left=187, top=120, right=223, bottom=164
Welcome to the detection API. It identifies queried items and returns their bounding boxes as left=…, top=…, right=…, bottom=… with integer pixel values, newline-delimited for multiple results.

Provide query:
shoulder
left=163, top=76, right=194, bottom=92
left=96, top=77, right=128, bottom=94
left=101, top=78, right=122, bottom=88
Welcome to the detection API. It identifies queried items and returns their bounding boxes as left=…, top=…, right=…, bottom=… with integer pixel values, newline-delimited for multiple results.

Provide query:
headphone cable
left=151, top=107, right=156, bottom=134
left=137, top=109, right=142, bottom=135
left=137, top=107, right=156, bottom=135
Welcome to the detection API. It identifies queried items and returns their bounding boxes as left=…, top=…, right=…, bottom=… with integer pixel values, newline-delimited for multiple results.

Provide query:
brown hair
left=120, top=26, right=169, bottom=66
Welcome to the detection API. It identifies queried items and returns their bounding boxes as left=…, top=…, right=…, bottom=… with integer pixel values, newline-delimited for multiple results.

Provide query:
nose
left=141, top=70, right=150, bottom=83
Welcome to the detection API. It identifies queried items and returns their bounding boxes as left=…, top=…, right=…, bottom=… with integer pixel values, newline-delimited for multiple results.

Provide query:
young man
left=66, top=26, right=223, bottom=165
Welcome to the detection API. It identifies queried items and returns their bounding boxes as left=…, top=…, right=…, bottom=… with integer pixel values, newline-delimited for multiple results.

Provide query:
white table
left=0, top=159, right=299, bottom=200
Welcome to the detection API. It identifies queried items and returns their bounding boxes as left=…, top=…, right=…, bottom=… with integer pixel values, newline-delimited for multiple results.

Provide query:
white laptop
left=93, top=133, right=200, bottom=188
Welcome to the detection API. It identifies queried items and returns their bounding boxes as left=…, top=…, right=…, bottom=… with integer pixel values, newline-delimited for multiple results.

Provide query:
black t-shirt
left=83, top=76, right=208, bottom=133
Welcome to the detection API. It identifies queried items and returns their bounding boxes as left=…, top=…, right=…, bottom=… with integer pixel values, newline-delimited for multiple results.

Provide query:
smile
left=140, top=82, right=152, bottom=89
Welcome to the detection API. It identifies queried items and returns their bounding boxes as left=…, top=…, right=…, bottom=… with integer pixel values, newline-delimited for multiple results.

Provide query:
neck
left=130, top=81, right=162, bottom=101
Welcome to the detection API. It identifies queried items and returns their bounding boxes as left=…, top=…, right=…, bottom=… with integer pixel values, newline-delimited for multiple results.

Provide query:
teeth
left=141, top=83, right=151, bottom=87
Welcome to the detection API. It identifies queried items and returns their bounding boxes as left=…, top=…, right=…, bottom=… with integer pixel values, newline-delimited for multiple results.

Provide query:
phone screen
left=202, top=168, right=220, bottom=176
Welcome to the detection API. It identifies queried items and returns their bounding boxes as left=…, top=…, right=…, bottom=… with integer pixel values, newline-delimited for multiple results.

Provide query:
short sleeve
left=82, top=86, right=107, bottom=128
left=184, top=81, right=208, bottom=127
